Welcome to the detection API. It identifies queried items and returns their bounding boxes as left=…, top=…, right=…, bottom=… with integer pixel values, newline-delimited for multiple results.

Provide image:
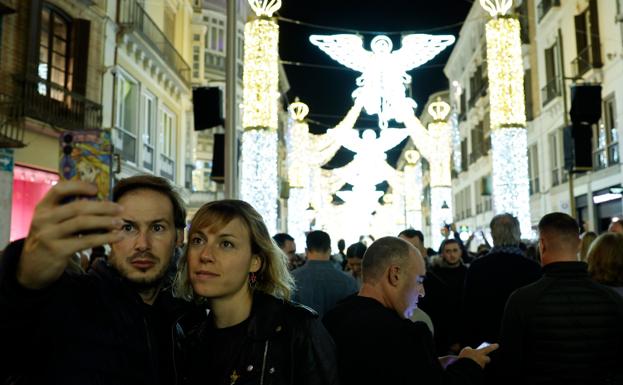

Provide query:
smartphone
left=477, top=342, right=491, bottom=349
left=59, top=130, right=112, bottom=201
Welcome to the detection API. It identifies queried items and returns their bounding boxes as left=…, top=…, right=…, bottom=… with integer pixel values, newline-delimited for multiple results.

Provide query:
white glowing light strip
left=242, top=18, right=279, bottom=130
left=404, top=161, right=423, bottom=230
left=428, top=120, right=452, bottom=187
left=241, top=130, right=278, bottom=234
left=287, top=118, right=310, bottom=188
left=491, top=128, right=532, bottom=237
left=430, top=186, right=453, bottom=251
left=593, top=193, right=623, bottom=204
left=451, top=111, right=462, bottom=173
left=309, top=33, right=454, bottom=129
left=287, top=188, right=309, bottom=249
left=485, top=17, right=526, bottom=130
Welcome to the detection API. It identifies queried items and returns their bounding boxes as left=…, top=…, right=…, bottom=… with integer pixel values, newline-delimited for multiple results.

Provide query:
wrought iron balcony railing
left=541, top=77, right=561, bottom=106
left=118, top=0, right=191, bottom=86
left=16, top=75, right=102, bottom=131
left=571, top=46, right=603, bottom=78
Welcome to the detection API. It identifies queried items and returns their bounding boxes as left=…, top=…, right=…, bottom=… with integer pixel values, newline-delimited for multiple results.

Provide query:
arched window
left=37, top=4, right=72, bottom=101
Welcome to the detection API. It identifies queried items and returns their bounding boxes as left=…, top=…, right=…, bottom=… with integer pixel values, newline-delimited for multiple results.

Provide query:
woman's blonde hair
left=174, top=199, right=294, bottom=302
left=579, top=231, right=598, bottom=262
left=587, top=232, right=623, bottom=286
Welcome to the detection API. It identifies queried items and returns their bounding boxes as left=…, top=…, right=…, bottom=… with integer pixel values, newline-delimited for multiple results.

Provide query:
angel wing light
left=309, top=33, right=455, bottom=129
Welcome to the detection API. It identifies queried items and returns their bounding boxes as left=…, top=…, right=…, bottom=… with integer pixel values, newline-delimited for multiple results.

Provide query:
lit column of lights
left=403, top=150, right=423, bottom=230
left=481, top=0, right=532, bottom=237
left=241, top=0, right=281, bottom=233
left=286, top=99, right=311, bottom=247
left=426, top=99, right=454, bottom=250
left=450, top=81, right=463, bottom=173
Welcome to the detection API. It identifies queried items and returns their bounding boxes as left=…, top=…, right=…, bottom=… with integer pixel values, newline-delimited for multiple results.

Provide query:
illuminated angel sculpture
left=327, top=128, right=408, bottom=194
left=310, top=34, right=455, bottom=129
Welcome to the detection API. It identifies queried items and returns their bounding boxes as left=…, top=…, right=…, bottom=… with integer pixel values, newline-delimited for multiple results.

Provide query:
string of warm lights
left=241, top=0, right=281, bottom=233
left=481, top=0, right=532, bottom=237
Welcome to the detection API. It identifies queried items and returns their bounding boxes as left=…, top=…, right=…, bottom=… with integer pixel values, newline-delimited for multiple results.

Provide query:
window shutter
left=71, top=18, right=90, bottom=95
left=574, top=13, right=587, bottom=61
left=589, top=0, right=602, bottom=68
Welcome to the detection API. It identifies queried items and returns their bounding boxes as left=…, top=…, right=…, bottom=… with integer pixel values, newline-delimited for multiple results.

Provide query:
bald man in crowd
left=323, top=236, right=497, bottom=385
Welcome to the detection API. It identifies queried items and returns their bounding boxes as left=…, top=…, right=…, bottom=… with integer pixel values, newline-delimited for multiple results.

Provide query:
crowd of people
left=1, top=174, right=623, bottom=385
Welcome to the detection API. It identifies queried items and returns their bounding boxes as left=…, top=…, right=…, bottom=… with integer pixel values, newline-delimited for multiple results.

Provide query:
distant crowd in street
left=1, top=174, right=623, bottom=385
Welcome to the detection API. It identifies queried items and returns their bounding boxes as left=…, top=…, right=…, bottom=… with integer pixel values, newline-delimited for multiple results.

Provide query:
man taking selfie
left=0, top=175, right=188, bottom=385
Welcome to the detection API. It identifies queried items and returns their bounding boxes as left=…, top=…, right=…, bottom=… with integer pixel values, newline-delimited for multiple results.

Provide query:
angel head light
left=309, top=33, right=455, bottom=129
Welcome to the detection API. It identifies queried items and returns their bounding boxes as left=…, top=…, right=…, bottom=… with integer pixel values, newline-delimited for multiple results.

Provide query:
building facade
left=444, top=0, right=623, bottom=242
left=0, top=0, right=195, bottom=248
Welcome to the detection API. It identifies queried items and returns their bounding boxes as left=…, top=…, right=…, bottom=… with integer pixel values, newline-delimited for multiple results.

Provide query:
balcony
left=0, top=92, right=25, bottom=148
left=541, top=77, right=561, bottom=106
left=571, top=46, right=602, bottom=78
left=537, top=0, right=560, bottom=22
left=17, top=75, right=102, bottom=131
left=118, top=0, right=191, bottom=86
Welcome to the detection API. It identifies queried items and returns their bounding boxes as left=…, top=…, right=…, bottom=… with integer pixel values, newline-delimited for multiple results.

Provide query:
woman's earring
left=248, top=272, right=257, bottom=289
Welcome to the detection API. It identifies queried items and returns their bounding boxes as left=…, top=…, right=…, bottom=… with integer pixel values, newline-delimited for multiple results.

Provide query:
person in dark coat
left=173, top=200, right=338, bottom=385
left=461, top=213, right=542, bottom=349
left=0, top=175, right=189, bottom=385
left=495, top=212, right=623, bottom=385
left=323, top=236, right=498, bottom=385
left=418, top=239, right=468, bottom=355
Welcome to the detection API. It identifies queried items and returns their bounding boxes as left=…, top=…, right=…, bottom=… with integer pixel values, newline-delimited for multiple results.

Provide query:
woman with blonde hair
left=174, top=200, right=338, bottom=385
left=587, top=232, right=623, bottom=297
left=579, top=231, right=598, bottom=262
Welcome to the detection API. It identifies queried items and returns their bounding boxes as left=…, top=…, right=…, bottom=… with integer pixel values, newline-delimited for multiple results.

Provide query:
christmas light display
left=431, top=186, right=453, bottom=250
left=309, top=33, right=455, bottom=129
left=451, top=81, right=463, bottom=173
left=241, top=0, right=281, bottom=233
left=403, top=150, right=423, bottom=230
left=286, top=100, right=311, bottom=247
left=481, top=0, right=532, bottom=236
left=241, top=130, right=278, bottom=232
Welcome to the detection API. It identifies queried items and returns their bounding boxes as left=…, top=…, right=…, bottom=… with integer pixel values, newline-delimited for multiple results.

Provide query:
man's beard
left=111, top=251, right=172, bottom=291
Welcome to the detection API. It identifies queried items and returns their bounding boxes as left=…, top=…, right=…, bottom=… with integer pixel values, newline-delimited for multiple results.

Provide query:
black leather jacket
left=176, top=291, right=340, bottom=385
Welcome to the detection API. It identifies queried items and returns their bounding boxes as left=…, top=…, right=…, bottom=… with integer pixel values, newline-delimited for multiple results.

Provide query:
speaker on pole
left=563, top=123, right=594, bottom=170
left=570, top=84, right=602, bottom=124
left=211, top=133, right=225, bottom=183
left=193, top=87, right=224, bottom=130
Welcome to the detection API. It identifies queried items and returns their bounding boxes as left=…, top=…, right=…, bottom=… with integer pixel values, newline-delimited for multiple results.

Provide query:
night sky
left=278, top=0, right=474, bottom=135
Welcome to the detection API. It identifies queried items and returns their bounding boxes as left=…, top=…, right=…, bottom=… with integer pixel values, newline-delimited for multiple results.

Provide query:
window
left=460, top=139, right=468, bottom=172
left=192, top=45, right=200, bottom=78
left=141, top=91, right=156, bottom=171
left=207, top=16, right=225, bottom=54
left=193, top=33, right=200, bottom=41
left=38, top=5, right=71, bottom=101
left=594, top=95, right=619, bottom=169
left=114, top=73, right=138, bottom=163
left=528, top=144, right=540, bottom=195
left=524, top=69, right=534, bottom=121
left=549, top=131, right=562, bottom=186
left=542, top=42, right=561, bottom=105
left=573, top=0, right=602, bottom=77
left=159, top=106, right=176, bottom=181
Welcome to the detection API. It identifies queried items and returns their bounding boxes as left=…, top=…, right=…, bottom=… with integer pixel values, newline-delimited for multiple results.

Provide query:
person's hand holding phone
left=458, top=342, right=499, bottom=369
left=16, top=181, right=124, bottom=290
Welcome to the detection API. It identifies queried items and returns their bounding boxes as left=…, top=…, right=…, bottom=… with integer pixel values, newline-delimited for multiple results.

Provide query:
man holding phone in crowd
left=0, top=175, right=188, bottom=385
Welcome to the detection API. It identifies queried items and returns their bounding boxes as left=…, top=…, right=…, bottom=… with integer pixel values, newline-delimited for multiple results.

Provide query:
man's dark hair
left=439, top=238, right=460, bottom=254
left=273, top=233, right=294, bottom=248
left=398, top=228, right=424, bottom=243
left=337, top=239, right=346, bottom=252
left=362, top=237, right=411, bottom=282
left=538, top=212, right=580, bottom=243
left=346, top=242, right=367, bottom=260
left=113, top=174, right=186, bottom=230
left=306, top=230, right=331, bottom=253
